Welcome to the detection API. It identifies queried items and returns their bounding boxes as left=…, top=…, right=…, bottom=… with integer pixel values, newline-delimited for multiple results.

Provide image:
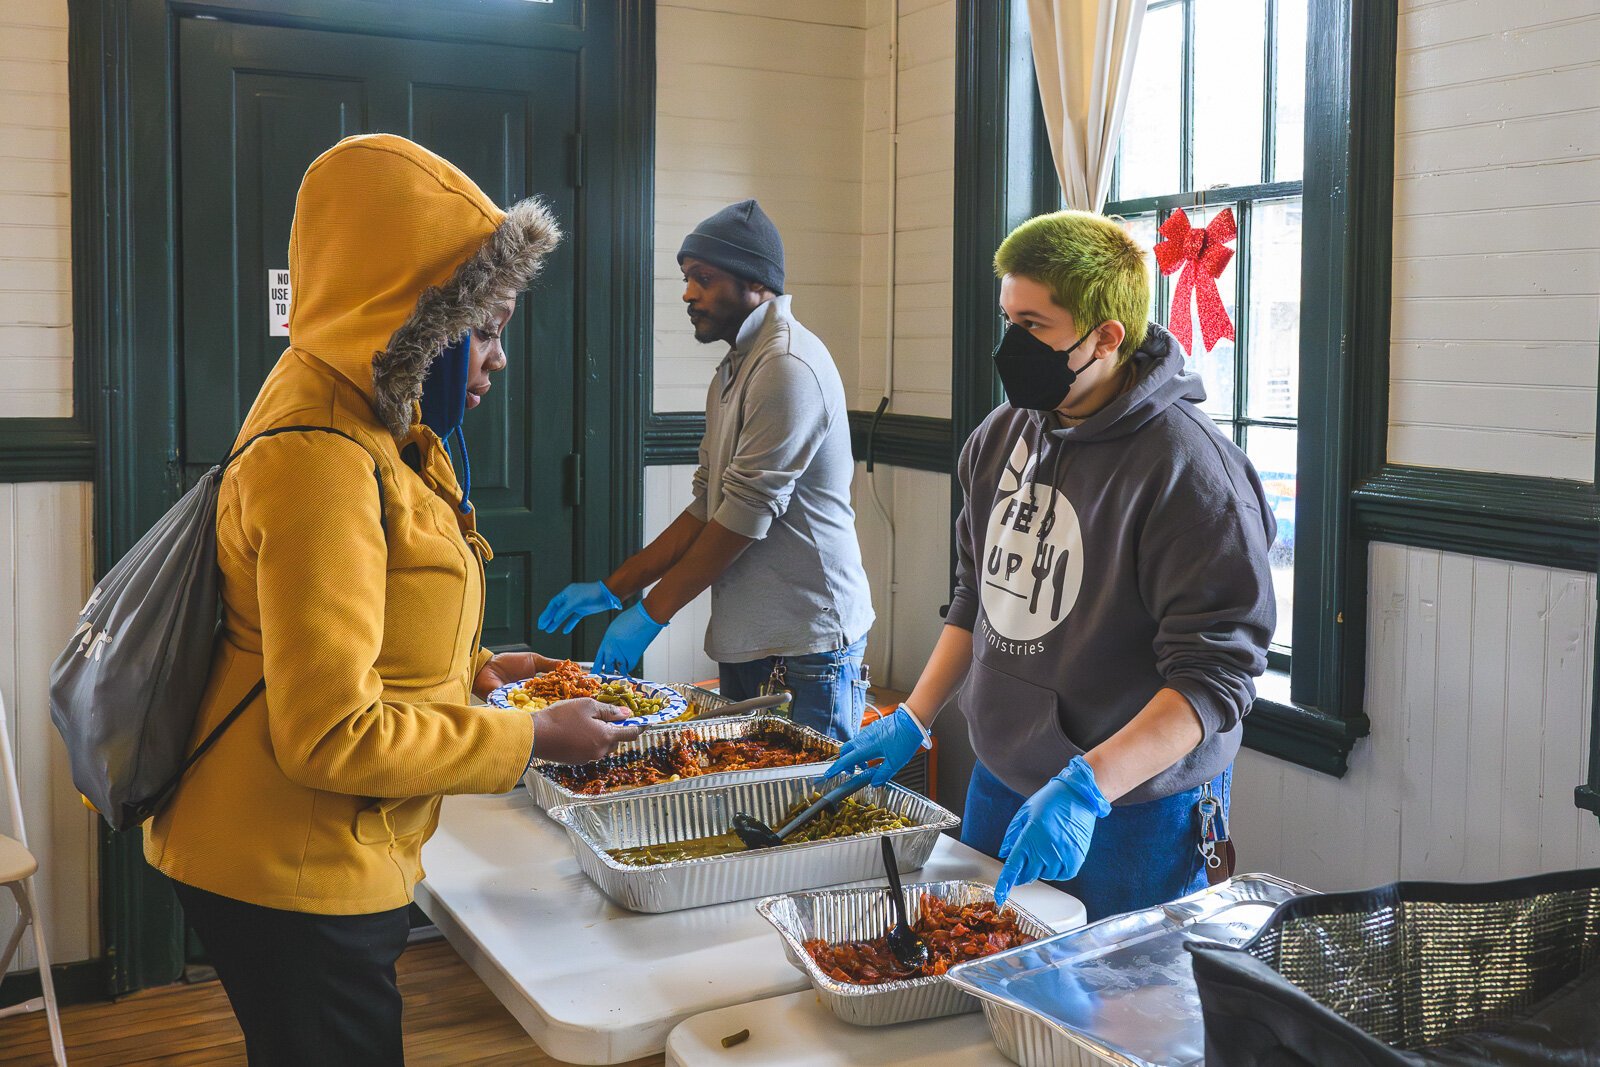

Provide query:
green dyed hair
left=993, top=210, right=1151, bottom=361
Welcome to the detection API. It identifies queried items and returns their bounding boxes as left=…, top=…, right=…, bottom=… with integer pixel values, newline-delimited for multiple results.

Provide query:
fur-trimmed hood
left=286, top=134, right=562, bottom=436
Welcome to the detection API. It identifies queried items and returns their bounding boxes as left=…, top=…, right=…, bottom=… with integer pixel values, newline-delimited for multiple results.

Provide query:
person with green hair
left=825, top=210, right=1276, bottom=921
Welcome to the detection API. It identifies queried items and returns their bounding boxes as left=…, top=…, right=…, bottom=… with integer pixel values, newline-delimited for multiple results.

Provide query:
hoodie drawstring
left=1025, top=418, right=1067, bottom=538
left=445, top=424, right=472, bottom=513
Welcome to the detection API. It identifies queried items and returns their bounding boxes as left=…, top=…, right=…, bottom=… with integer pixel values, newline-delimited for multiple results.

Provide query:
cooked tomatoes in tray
left=804, top=896, right=1036, bottom=984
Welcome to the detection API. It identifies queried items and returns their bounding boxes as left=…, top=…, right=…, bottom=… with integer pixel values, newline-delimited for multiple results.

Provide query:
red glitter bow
left=1153, top=206, right=1236, bottom=354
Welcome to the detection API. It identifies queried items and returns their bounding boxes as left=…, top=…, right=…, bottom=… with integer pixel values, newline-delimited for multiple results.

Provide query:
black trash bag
left=1189, top=867, right=1600, bottom=1067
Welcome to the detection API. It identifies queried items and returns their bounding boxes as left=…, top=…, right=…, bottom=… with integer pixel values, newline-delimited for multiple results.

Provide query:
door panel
left=177, top=17, right=580, bottom=654
left=179, top=63, right=367, bottom=466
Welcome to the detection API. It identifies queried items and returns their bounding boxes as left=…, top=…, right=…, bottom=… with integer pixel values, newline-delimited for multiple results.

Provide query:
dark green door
left=178, top=16, right=580, bottom=652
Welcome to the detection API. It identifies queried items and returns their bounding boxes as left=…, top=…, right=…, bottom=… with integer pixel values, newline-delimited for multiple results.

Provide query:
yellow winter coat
left=145, top=135, right=561, bottom=914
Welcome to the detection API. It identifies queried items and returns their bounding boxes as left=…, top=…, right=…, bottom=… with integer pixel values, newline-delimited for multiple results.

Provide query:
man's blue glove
left=993, top=756, right=1112, bottom=907
left=537, top=580, right=622, bottom=635
left=819, top=704, right=929, bottom=786
left=593, top=602, right=667, bottom=675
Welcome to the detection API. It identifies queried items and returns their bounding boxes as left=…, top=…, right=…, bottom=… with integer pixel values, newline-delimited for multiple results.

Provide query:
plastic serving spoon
left=880, top=835, right=931, bottom=970
left=730, top=767, right=877, bottom=850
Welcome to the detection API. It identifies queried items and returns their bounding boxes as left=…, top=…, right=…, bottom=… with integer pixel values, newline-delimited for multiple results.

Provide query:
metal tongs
left=635, top=689, right=793, bottom=731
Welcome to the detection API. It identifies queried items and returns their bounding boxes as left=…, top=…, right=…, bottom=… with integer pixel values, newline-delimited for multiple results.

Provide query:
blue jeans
left=719, top=637, right=868, bottom=741
left=962, top=760, right=1232, bottom=923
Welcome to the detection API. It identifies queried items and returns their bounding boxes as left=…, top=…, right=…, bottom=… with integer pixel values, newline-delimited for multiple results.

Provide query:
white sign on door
left=268, top=269, right=291, bottom=336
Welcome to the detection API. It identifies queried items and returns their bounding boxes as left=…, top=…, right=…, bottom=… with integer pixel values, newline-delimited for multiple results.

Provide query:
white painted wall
left=1233, top=545, right=1600, bottom=890
left=652, top=0, right=869, bottom=413
left=1387, top=1, right=1600, bottom=481
left=0, top=0, right=99, bottom=979
left=0, top=0, right=73, bottom=419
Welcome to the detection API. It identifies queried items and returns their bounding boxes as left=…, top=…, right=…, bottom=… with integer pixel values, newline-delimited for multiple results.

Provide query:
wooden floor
left=0, top=938, right=666, bottom=1066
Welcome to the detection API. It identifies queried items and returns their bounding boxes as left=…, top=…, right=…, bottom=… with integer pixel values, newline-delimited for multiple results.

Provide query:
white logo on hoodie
left=980, top=434, right=1083, bottom=644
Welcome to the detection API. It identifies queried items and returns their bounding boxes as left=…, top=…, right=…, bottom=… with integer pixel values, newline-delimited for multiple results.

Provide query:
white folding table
left=417, top=790, right=1085, bottom=1064
left=665, top=990, right=1017, bottom=1067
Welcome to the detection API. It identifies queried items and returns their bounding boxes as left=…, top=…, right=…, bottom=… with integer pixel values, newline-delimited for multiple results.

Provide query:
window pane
left=1177, top=205, right=1237, bottom=420
left=1273, top=0, right=1308, bottom=182
left=1122, top=212, right=1160, bottom=322
left=1245, top=425, right=1296, bottom=651
left=1246, top=197, right=1301, bottom=420
left=1194, top=0, right=1267, bottom=190
left=1116, top=3, right=1181, bottom=200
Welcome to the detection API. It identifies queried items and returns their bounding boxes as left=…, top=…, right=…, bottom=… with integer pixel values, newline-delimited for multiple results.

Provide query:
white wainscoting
left=639, top=465, right=717, bottom=686
left=0, top=481, right=96, bottom=975
left=1232, top=542, right=1600, bottom=893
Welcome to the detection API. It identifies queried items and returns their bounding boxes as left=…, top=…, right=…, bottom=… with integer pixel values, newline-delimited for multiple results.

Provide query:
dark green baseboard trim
left=0, top=957, right=108, bottom=1011
left=1243, top=699, right=1370, bottom=778
left=1352, top=464, right=1598, bottom=572
left=0, top=420, right=95, bottom=483
left=849, top=411, right=955, bottom=474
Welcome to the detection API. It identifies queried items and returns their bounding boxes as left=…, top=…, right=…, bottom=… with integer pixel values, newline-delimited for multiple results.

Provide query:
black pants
left=173, top=881, right=411, bottom=1067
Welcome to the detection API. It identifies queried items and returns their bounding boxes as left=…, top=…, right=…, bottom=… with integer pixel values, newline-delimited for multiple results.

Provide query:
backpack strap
left=133, top=678, right=266, bottom=824
left=138, top=426, right=390, bottom=825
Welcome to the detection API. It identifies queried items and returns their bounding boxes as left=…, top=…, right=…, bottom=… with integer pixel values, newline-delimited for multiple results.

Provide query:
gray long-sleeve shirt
left=689, top=296, right=875, bottom=662
left=948, top=323, right=1276, bottom=805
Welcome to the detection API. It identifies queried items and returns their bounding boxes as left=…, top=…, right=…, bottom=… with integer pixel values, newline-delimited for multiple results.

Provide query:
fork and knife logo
left=979, top=435, right=1084, bottom=645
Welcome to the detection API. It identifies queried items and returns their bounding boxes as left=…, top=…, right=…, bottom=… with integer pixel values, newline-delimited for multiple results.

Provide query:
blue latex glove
left=537, top=580, right=622, bottom=635
left=993, top=756, right=1112, bottom=907
left=593, top=602, right=667, bottom=675
left=819, top=704, right=928, bottom=786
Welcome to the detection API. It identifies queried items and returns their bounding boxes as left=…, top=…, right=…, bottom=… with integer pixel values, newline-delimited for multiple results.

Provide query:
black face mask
left=992, top=322, right=1100, bottom=411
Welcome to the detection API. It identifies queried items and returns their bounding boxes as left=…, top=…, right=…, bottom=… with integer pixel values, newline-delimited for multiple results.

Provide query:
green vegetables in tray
left=605, top=794, right=916, bottom=867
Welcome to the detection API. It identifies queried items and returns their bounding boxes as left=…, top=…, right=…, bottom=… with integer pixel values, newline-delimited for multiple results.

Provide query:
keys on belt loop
left=760, top=658, right=792, bottom=715
left=1197, top=782, right=1228, bottom=870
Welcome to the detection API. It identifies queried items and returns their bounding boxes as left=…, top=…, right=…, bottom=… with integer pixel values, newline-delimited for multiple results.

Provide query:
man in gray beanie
left=539, top=199, right=876, bottom=740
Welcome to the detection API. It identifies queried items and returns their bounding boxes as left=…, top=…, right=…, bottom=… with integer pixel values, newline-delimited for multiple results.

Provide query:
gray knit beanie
left=677, top=199, right=785, bottom=294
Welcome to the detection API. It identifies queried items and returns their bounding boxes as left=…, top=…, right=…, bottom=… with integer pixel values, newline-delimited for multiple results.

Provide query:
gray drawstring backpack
left=50, top=426, right=384, bottom=831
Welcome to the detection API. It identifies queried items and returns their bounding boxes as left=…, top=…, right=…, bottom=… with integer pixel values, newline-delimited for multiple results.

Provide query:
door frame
left=67, top=0, right=656, bottom=995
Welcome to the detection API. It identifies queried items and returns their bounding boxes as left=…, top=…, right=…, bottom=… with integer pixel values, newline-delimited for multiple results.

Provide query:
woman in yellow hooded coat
left=143, top=134, right=639, bottom=1066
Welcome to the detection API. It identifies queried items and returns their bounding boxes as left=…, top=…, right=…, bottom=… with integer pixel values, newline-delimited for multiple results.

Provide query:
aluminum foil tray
left=522, top=714, right=839, bottom=811
left=666, top=681, right=739, bottom=720
left=757, top=880, right=1054, bottom=1027
left=945, top=874, right=1313, bottom=1067
left=548, top=773, right=961, bottom=914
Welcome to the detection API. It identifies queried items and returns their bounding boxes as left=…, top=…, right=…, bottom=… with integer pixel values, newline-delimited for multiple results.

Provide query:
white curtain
left=1026, top=0, right=1148, bottom=212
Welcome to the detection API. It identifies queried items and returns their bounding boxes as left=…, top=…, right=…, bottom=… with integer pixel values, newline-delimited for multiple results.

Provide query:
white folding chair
left=0, top=688, right=67, bottom=1064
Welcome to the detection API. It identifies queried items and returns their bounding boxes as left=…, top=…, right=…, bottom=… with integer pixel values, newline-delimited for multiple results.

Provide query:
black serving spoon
left=730, top=767, right=876, bottom=850
left=880, top=835, right=931, bottom=971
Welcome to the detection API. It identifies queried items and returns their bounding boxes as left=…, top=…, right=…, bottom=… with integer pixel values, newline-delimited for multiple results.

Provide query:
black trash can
left=1189, top=867, right=1600, bottom=1066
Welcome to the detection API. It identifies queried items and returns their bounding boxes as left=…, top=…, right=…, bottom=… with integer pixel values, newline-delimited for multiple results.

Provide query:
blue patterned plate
left=486, top=671, right=689, bottom=727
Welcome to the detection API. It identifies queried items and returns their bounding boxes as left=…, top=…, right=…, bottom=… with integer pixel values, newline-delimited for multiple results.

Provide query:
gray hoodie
left=947, top=323, right=1275, bottom=805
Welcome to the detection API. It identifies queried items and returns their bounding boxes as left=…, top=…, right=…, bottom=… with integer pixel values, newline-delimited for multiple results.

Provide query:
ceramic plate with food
left=486, top=658, right=689, bottom=726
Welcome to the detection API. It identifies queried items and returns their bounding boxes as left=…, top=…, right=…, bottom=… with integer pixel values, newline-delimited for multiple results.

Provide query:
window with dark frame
left=1106, top=0, right=1307, bottom=666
